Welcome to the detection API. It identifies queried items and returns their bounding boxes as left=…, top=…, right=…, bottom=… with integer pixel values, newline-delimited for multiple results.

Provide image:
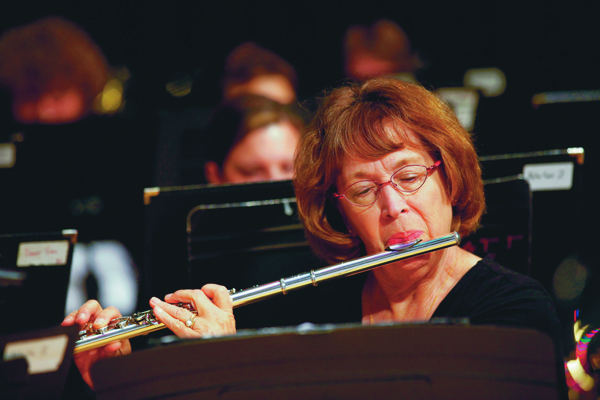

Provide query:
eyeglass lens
left=345, top=165, right=428, bottom=206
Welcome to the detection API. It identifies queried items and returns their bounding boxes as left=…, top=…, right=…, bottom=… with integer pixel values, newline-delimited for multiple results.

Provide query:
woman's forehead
left=338, top=147, right=433, bottom=182
left=336, top=122, right=421, bottom=158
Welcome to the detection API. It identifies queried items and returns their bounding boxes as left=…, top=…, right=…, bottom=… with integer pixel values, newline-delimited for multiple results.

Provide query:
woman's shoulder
left=436, top=255, right=560, bottom=330
left=463, top=255, right=547, bottom=294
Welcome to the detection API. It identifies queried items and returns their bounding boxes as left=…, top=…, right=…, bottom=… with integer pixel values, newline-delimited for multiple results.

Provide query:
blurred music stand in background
left=91, top=322, right=560, bottom=400
left=464, top=177, right=532, bottom=276
left=477, top=148, right=584, bottom=291
left=0, top=229, right=77, bottom=334
left=143, top=181, right=326, bottom=330
left=0, top=324, right=79, bottom=400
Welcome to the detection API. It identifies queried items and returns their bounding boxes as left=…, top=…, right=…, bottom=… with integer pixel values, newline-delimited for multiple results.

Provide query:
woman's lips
left=386, top=230, right=424, bottom=247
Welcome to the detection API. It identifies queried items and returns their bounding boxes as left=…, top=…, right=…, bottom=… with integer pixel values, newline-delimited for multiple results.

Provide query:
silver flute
left=74, top=232, right=460, bottom=354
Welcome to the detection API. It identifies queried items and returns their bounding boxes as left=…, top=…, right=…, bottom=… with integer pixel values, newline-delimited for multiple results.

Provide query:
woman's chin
left=383, top=255, right=431, bottom=274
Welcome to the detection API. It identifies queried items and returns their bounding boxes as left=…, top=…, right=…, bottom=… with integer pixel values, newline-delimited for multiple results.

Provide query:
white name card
left=17, top=240, right=70, bottom=267
left=0, top=142, right=16, bottom=168
left=522, top=162, right=574, bottom=191
left=436, top=87, right=479, bottom=131
left=3, top=335, right=68, bottom=374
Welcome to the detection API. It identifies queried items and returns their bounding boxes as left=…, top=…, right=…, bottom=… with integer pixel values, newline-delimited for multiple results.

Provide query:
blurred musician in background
left=64, top=77, right=566, bottom=398
left=0, top=17, right=106, bottom=125
left=343, top=19, right=421, bottom=83
left=201, top=94, right=304, bottom=184
left=0, top=17, right=146, bottom=318
left=221, top=42, right=298, bottom=105
left=177, top=44, right=304, bottom=186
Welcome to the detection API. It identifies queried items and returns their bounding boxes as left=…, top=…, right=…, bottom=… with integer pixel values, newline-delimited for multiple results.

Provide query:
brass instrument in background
left=74, top=232, right=461, bottom=354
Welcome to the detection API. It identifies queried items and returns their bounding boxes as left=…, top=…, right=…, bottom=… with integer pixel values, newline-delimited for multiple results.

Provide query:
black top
left=434, top=255, right=561, bottom=331
left=434, top=255, right=567, bottom=399
left=302, top=254, right=562, bottom=338
left=302, top=254, right=567, bottom=398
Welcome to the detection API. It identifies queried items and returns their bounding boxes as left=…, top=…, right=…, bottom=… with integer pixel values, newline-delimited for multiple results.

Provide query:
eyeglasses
left=333, top=160, right=442, bottom=207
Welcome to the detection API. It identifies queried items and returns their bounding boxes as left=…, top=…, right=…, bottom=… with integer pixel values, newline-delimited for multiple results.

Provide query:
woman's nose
left=378, top=184, right=408, bottom=219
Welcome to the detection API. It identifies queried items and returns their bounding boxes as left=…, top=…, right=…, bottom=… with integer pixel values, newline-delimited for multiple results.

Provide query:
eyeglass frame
left=333, top=160, right=442, bottom=207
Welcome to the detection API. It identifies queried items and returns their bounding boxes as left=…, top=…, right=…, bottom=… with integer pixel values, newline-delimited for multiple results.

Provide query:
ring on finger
left=185, top=313, right=197, bottom=329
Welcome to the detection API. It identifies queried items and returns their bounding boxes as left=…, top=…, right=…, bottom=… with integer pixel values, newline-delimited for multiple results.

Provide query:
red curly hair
left=294, top=77, right=484, bottom=264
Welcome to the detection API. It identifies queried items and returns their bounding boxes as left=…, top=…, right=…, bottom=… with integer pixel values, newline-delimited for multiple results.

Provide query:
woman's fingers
left=163, top=289, right=205, bottom=305
left=163, top=288, right=211, bottom=316
left=91, top=306, right=123, bottom=329
left=163, top=286, right=232, bottom=315
left=62, top=300, right=123, bottom=331
left=202, top=284, right=233, bottom=312
left=150, top=286, right=236, bottom=339
left=102, top=341, right=123, bottom=355
left=151, top=299, right=197, bottom=338
left=62, top=299, right=103, bottom=327
left=103, top=337, right=131, bottom=359
left=74, top=338, right=132, bottom=390
left=62, top=309, right=79, bottom=325
left=64, top=300, right=131, bottom=391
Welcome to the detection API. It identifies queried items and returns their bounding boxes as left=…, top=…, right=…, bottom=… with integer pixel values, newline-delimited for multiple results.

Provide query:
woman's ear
left=325, top=195, right=356, bottom=236
left=341, top=213, right=357, bottom=237
left=204, top=161, right=223, bottom=184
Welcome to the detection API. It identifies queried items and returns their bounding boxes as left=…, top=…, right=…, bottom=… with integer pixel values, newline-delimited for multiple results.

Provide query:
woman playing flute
left=64, top=77, right=565, bottom=397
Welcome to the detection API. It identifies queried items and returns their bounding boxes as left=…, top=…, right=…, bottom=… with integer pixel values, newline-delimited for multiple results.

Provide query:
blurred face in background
left=224, top=74, right=296, bottom=105
left=204, top=120, right=300, bottom=184
left=12, top=87, right=86, bottom=124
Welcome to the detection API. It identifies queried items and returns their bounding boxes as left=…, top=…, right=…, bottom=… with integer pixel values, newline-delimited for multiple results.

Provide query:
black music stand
left=91, top=322, right=560, bottom=400
left=143, top=181, right=327, bottom=330
left=0, top=324, right=79, bottom=400
left=143, top=181, right=316, bottom=298
left=462, top=178, right=532, bottom=276
left=0, top=230, right=77, bottom=334
left=478, top=148, right=584, bottom=290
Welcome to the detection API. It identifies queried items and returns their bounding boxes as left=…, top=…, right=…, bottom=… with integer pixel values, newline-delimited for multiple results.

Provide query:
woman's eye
left=398, top=174, right=418, bottom=182
left=353, top=185, right=376, bottom=197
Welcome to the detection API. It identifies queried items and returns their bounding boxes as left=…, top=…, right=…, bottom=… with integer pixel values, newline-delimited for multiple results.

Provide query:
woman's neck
left=362, top=247, right=478, bottom=324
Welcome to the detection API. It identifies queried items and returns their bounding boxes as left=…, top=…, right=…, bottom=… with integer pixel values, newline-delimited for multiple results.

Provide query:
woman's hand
left=61, top=300, right=131, bottom=390
left=149, top=284, right=236, bottom=339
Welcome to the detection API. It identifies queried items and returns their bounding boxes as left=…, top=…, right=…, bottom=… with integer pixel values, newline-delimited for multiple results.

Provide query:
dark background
left=2, top=1, right=598, bottom=113
left=3, top=2, right=595, bottom=236
left=2, top=1, right=599, bottom=338
left=4, top=1, right=598, bottom=165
